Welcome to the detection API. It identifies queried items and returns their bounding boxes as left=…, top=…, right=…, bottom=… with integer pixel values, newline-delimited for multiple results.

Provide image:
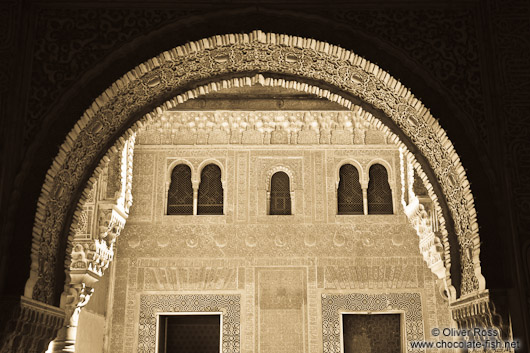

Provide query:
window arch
left=337, top=164, right=363, bottom=214
left=367, top=163, right=393, bottom=214
left=167, top=164, right=193, bottom=215
left=269, top=172, right=291, bottom=215
left=197, top=164, right=224, bottom=215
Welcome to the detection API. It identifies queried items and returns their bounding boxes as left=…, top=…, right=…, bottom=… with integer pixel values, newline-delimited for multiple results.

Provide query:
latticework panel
left=198, top=164, right=223, bottom=215
left=367, top=164, right=393, bottom=214
left=270, top=172, right=291, bottom=215
left=161, top=315, right=221, bottom=353
left=337, top=164, right=363, bottom=214
left=167, top=164, right=193, bottom=215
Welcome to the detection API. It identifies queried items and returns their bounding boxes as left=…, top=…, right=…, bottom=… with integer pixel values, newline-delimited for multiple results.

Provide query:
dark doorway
left=342, top=313, right=401, bottom=353
left=158, top=314, right=221, bottom=353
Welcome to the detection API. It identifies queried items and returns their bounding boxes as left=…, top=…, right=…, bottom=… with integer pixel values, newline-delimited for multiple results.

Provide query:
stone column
left=192, top=180, right=199, bottom=215
left=361, top=181, right=368, bottom=215
left=49, top=284, right=94, bottom=353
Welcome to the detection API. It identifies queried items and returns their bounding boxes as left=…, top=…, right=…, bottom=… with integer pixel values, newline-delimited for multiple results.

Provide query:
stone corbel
left=97, top=204, right=126, bottom=248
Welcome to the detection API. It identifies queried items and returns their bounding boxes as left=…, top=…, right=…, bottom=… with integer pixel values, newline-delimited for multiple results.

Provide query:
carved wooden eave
left=0, top=296, right=65, bottom=353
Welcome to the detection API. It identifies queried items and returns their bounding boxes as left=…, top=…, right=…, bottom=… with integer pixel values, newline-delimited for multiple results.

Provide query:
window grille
left=158, top=315, right=221, bottom=353
left=337, top=164, right=363, bottom=214
left=167, top=164, right=193, bottom=215
left=367, top=164, right=393, bottom=214
left=269, top=172, right=291, bottom=215
left=197, top=164, right=223, bottom=215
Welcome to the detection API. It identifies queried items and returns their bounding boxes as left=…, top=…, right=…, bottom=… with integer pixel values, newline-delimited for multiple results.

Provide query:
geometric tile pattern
left=322, top=293, right=423, bottom=353
left=138, top=294, right=240, bottom=353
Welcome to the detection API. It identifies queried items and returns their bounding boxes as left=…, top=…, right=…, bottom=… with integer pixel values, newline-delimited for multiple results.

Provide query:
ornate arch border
left=264, top=165, right=297, bottom=192
left=26, top=30, right=482, bottom=304
left=335, top=159, right=365, bottom=188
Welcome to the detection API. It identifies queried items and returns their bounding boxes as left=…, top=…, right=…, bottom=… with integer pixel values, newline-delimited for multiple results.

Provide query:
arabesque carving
left=27, top=31, right=481, bottom=307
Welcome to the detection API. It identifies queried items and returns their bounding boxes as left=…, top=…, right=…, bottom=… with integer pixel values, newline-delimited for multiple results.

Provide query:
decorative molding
left=27, top=31, right=480, bottom=304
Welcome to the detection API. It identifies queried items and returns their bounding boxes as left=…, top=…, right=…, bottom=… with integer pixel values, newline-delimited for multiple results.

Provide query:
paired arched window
left=197, top=164, right=224, bottom=215
left=269, top=172, right=291, bottom=215
left=167, top=163, right=223, bottom=215
left=367, top=163, right=393, bottom=214
left=167, top=164, right=193, bottom=215
left=337, top=164, right=363, bottom=214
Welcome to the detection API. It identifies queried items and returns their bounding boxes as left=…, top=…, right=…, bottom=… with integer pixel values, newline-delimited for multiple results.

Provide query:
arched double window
left=197, top=164, right=224, bottom=215
left=167, top=164, right=193, bottom=215
left=367, top=164, right=393, bottom=214
left=269, top=172, right=291, bottom=215
left=337, top=164, right=363, bottom=214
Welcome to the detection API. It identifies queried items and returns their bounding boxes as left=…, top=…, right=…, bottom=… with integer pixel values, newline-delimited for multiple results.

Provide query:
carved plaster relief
left=321, top=293, right=423, bottom=353
left=138, top=294, right=241, bottom=353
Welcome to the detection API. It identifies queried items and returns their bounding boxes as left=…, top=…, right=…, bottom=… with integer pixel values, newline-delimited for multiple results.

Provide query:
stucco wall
left=106, top=141, right=453, bottom=353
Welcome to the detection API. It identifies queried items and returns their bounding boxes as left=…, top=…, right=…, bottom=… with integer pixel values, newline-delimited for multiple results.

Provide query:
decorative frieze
left=141, top=266, right=238, bottom=291
left=138, top=110, right=382, bottom=146
left=322, top=257, right=423, bottom=289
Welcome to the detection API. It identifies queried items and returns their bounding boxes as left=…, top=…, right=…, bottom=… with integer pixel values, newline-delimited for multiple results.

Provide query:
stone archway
left=13, top=30, right=505, bottom=352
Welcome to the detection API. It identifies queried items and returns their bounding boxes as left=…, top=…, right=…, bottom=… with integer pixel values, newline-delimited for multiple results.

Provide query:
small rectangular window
left=157, top=313, right=222, bottom=353
left=341, top=313, right=402, bottom=353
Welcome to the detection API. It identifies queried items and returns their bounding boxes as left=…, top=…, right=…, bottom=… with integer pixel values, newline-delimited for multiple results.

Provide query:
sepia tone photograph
left=0, top=0, right=528, bottom=352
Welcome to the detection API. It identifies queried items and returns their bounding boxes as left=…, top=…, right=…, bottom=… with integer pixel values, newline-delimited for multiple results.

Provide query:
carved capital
left=0, top=296, right=65, bottom=353
left=60, top=283, right=94, bottom=326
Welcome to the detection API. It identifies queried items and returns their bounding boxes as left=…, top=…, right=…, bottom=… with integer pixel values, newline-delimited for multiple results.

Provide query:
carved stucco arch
left=366, top=158, right=394, bottom=186
left=335, top=159, right=364, bottom=189
left=265, top=165, right=297, bottom=192
left=166, top=159, right=196, bottom=185
left=197, top=158, right=227, bottom=186
left=26, top=31, right=482, bottom=305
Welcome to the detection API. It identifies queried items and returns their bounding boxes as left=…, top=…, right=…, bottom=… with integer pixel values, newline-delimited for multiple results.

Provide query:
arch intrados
left=335, top=160, right=364, bottom=188
left=366, top=159, right=394, bottom=185
left=166, top=160, right=195, bottom=184
left=26, top=32, right=480, bottom=305
left=266, top=166, right=295, bottom=192
left=197, top=159, right=226, bottom=185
